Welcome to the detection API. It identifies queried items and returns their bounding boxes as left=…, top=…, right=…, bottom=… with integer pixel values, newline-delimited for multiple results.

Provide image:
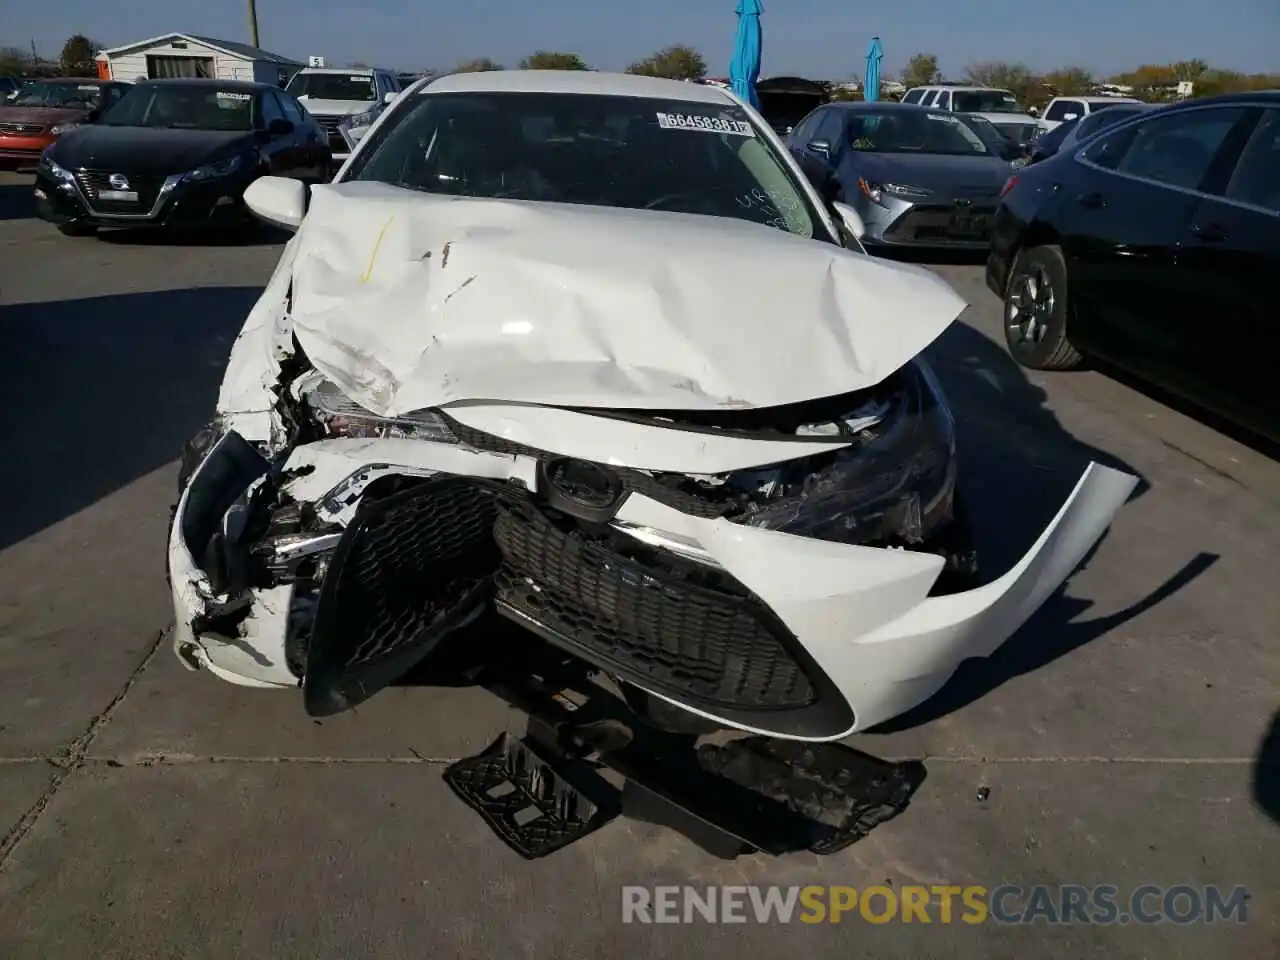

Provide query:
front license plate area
left=99, top=189, right=138, bottom=202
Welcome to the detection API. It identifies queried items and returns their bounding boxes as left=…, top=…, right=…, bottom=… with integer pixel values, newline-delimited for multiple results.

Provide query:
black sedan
left=34, top=78, right=331, bottom=236
left=987, top=91, right=1280, bottom=442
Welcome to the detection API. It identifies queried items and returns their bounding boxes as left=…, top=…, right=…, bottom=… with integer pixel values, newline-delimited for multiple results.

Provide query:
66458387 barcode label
left=655, top=112, right=755, bottom=136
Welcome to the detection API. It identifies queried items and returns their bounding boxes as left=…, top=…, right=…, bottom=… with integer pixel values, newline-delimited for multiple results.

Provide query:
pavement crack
left=0, top=627, right=167, bottom=869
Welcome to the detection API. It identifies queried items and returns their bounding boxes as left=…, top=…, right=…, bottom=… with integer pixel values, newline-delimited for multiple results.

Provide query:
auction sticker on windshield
left=216, top=92, right=252, bottom=101
left=656, top=112, right=754, bottom=136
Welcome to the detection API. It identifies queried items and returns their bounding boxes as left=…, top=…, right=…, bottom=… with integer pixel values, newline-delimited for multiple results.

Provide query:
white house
left=99, top=33, right=302, bottom=87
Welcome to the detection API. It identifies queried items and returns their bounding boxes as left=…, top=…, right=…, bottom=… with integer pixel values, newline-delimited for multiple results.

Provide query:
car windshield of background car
left=346, top=90, right=821, bottom=239
left=952, top=90, right=1026, bottom=114
left=288, top=73, right=376, bottom=102
left=99, top=86, right=255, bottom=131
left=10, top=81, right=101, bottom=108
left=849, top=110, right=990, bottom=156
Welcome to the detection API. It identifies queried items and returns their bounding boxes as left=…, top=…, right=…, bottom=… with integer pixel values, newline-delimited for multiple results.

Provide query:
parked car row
left=990, top=91, right=1279, bottom=443
left=9, top=62, right=410, bottom=238
left=32, top=78, right=333, bottom=235
left=785, top=89, right=1277, bottom=443
left=785, top=101, right=1019, bottom=251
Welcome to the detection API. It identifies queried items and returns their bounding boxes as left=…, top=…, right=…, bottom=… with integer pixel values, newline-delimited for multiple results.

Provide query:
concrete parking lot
left=0, top=168, right=1276, bottom=958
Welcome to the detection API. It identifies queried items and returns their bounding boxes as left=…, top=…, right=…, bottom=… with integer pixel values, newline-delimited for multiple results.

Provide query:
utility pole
left=30, top=39, right=38, bottom=68
left=247, top=0, right=260, bottom=47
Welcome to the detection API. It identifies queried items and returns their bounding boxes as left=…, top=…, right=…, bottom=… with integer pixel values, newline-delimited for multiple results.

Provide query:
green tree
left=59, top=34, right=100, bottom=76
left=962, top=60, right=1040, bottom=106
left=519, top=51, right=589, bottom=70
left=901, top=53, right=941, bottom=88
left=1041, top=66, right=1095, bottom=96
left=626, top=45, right=706, bottom=81
left=1172, top=59, right=1209, bottom=83
left=0, top=46, right=29, bottom=75
left=451, top=57, right=503, bottom=73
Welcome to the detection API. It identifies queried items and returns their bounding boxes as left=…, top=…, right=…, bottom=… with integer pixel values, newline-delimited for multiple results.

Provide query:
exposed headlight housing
left=182, top=154, right=244, bottom=182
left=298, top=376, right=457, bottom=444
left=49, top=121, right=82, bottom=135
left=737, top=360, right=956, bottom=546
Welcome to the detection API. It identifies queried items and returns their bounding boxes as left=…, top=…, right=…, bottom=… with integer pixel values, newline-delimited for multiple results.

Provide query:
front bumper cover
left=168, top=429, right=1136, bottom=741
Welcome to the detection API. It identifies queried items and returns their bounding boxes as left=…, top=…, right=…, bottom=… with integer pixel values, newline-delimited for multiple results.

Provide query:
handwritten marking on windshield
left=359, top=215, right=395, bottom=284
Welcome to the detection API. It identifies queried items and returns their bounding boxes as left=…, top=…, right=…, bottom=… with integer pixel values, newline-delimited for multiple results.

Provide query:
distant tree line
left=898, top=52, right=1279, bottom=108
left=0, top=35, right=102, bottom=77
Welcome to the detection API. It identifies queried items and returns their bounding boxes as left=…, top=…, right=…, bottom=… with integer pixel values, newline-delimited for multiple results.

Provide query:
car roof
left=136, top=78, right=274, bottom=92
left=831, top=100, right=944, bottom=113
left=911, top=85, right=1012, bottom=93
left=1055, top=95, right=1141, bottom=103
left=423, top=69, right=736, bottom=105
left=296, top=67, right=386, bottom=75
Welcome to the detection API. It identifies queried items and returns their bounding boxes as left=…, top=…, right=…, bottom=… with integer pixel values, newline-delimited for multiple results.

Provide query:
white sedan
left=167, top=68, right=1136, bottom=742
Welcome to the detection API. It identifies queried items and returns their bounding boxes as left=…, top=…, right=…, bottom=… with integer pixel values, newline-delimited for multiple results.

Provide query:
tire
left=1002, top=244, right=1083, bottom=371
left=57, top=221, right=96, bottom=237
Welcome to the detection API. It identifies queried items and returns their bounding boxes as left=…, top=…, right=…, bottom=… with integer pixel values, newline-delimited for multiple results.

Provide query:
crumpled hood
left=286, top=181, right=967, bottom=416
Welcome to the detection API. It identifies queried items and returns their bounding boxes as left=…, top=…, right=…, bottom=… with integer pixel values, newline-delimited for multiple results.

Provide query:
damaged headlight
left=298, top=376, right=457, bottom=443
left=738, top=360, right=956, bottom=545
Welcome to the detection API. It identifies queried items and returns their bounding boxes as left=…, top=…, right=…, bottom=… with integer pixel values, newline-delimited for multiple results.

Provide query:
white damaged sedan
left=168, top=69, right=1137, bottom=742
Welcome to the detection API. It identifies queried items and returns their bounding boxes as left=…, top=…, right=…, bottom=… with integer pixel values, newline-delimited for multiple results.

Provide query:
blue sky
left=7, top=0, right=1277, bottom=79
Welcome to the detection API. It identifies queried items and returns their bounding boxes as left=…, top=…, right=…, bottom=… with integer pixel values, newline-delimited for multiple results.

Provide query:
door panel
left=1173, top=109, right=1280, bottom=436
left=1058, top=162, right=1197, bottom=366
left=1060, top=106, right=1250, bottom=374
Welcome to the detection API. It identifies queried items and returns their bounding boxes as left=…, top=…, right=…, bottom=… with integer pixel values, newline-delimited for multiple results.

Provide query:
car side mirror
left=244, top=175, right=307, bottom=231
left=383, top=90, right=398, bottom=105
left=831, top=201, right=866, bottom=240
left=267, top=118, right=294, bottom=136
left=807, top=138, right=831, bottom=158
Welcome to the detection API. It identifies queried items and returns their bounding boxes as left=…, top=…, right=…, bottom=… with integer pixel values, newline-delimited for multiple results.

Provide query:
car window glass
left=815, top=109, right=844, bottom=145
left=260, top=89, right=285, bottom=125
left=1223, top=109, right=1280, bottom=213
left=791, top=110, right=821, bottom=142
left=919, top=90, right=937, bottom=106
left=347, top=90, right=823, bottom=240
left=902, top=89, right=923, bottom=104
left=1113, top=107, right=1245, bottom=190
left=1045, top=100, right=1081, bottom=122
left=935, top=91, right=951, bottom=110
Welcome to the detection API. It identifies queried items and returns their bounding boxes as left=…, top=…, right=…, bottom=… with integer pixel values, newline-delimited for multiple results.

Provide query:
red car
left=0, top=78, right=131, bottom=165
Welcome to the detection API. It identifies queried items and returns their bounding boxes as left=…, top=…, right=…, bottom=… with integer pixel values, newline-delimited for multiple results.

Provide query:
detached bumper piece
left=444, top=668, right=925, bottom=860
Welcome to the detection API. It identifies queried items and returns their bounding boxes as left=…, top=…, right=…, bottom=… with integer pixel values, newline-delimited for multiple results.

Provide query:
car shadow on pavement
left=96, top=224, right=293, bottom=248
left=0, top=287, right=258, bottom=550
left=1254, top=709, right=1280, bottom=825
left=869, top=319, right=1219, bottom=733
left=0, top=181, right=35, bottom=221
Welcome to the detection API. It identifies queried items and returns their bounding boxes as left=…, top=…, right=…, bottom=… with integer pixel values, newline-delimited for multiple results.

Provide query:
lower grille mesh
left=492, top=498, right=816, bottom=710
left=306, top=478, right=819, bottom=715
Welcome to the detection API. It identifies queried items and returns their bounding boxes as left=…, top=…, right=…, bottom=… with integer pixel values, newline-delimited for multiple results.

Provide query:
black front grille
left=74, top=170, right=166, bottom=213
left=0, top=122, right=45, bottom=135
left=993, top=122, right=1037, bottom=144
left=305, top=476, right=842, bottom=731
left=304, top=478, right=499, bottom=715
left=492, top=497, right=816, bottom=711
left=884, top=203, right=996, bottom=244
left=312, top=115, right=349, bottom=153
